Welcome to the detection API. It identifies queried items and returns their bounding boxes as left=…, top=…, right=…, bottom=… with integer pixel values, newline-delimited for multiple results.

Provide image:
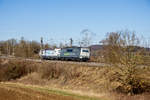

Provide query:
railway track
left=0, top=56, right=109, bottom=67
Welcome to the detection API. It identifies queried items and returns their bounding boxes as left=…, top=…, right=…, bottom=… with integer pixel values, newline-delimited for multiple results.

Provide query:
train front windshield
left=82, top=50, right=89, bottom=52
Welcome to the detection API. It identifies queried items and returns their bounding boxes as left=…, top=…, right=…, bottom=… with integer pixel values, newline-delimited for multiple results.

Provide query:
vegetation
left=0, top=83, right=94, bottom=100
left=0, top=30, right=150, bottom=99
left=0, top=58, right=150, bottom=99
left=100, top=30, right=150, bottom=94
left=0, top=37, right=52, bottom=58
left=0, top=59, right=37, bottom=81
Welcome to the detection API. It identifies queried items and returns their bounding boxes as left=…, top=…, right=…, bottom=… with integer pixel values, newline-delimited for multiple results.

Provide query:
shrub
left=0, top=59, right=37, bottom=81
left=39, top=62, right=81, bottom=82
left=39, top=63, right=65, bottom=79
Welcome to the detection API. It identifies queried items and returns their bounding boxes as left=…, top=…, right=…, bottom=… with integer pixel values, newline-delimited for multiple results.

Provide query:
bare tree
left=101, top=30, right=150, bottom=94
left=80, top=29, right=96, bottom=47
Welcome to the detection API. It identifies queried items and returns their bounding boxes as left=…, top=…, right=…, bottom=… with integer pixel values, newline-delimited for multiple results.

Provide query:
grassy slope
left=0, top=82, right=103, bottom=100
left=0, top=58, right=150, bottom=100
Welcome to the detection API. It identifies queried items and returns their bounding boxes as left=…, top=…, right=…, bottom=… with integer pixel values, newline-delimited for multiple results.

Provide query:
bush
left=39, top=63, right=64, bottom=79
left=0, top=59, right=37, bottom=81
left=39, top=62, right=81, bottom=82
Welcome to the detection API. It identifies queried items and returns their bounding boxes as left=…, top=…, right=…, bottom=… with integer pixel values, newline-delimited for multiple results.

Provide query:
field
left=0, top=82, right=102, bottom=100
left=0, top=82, right=76, bottom=100
left=0, top=58, right=150, bottom=100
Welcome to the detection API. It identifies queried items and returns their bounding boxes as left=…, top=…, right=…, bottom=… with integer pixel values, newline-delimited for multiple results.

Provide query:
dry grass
left=0, top=83, right=81, bottom=100
left=110, top=92, right=150, bottom=100
left=0, top=58, right=38, bottom=81
left=0, top=58, right=150, bottom=100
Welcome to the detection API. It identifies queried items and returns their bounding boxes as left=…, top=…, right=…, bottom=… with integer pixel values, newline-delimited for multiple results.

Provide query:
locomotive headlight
left=80, top=56, right=83, bottom=58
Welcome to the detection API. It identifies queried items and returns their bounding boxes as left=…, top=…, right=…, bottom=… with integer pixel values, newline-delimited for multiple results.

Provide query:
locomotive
left=39, top=47, right=90, bottom=61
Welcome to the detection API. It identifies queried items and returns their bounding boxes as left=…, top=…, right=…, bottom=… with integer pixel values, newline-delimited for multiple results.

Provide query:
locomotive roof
left=62, top=46, right=89, bottom=49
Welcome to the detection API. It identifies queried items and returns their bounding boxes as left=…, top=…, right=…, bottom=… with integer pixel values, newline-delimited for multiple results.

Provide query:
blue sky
left=0, top=0, right=150, bottom=45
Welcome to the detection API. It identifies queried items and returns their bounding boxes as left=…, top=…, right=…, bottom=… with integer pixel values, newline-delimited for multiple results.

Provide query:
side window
left=67, top=49, right=73, bottom=52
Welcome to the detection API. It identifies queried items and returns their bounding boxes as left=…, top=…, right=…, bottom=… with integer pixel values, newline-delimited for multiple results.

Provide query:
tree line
left=0, top=30, right=150, bottom=60
left=0, top=37, right=51, bottom=58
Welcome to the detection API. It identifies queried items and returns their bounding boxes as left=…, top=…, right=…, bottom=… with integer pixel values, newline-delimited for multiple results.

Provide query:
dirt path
left=0, top=83, right=100, bottom=100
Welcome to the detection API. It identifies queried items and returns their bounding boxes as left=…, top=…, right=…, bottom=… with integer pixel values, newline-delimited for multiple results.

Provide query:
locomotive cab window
left=82, top=50, right=89, bottom=52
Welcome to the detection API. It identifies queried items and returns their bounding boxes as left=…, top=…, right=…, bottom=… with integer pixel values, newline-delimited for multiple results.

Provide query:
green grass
left=4, top=83, right=104, bottom=100
left=27, top=86, right=101, bottom=100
